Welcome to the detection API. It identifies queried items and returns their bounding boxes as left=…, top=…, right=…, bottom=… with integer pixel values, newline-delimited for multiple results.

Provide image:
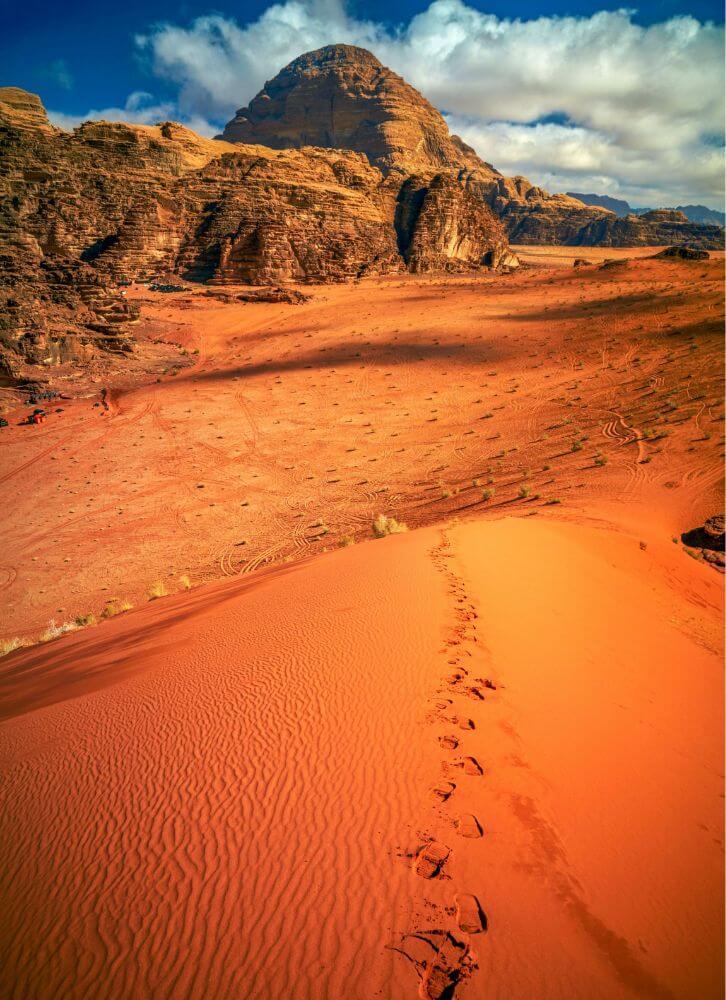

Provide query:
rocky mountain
left=1, top=45, right=722, bottom=374
left=567, top=192, right=632, bottom=217
left=569, top=192, right=725, bottom=228
left=574, top=209, right=724, bottom=248
left=221, top=46, right=723, bottom=250
left=220, top=44, right=493, bottom=178
left=0, top=80, right=509, bottom=375
left=672, top=204, right=725, bottom=227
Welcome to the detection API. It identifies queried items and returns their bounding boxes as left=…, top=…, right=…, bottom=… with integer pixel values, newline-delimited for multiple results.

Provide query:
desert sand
left=0, top=248, right=723, bottom=998
left=0, top=247, right=722, bottom=637
left=0, top=516, right=722, bottom=998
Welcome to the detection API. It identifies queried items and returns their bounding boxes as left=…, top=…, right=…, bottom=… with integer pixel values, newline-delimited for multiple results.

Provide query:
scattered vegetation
left=594, top=453, right=608, bottom=466
left=340, top=534, right=355, bottom=547
left=101, top=599, right=133, bottom=619
left=179, top=575, right=192, bottom=590
left=74, top=613, right=97, bottom=627
left=0, top=637, right=24, bottom=657
left=372, top=514, right=408, bottom=538
left=482, top=488, right=495, bottom=501
left=40, top=619, right=79, bottom=643
left=518, top=486, right=531, bottom=499
left=148, top=581, right=169, bottom=600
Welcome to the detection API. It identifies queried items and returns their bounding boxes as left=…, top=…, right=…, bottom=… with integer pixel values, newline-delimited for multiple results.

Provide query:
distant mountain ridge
left=568, top=192, right=724, bottom=227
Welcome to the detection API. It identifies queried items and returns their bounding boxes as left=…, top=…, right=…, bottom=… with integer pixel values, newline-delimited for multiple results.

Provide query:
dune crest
left=0, top=516, right=722, bottom=998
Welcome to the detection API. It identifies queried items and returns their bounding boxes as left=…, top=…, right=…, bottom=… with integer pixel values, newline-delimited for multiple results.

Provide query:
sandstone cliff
left=574, top=209, right=724, bottom=249
left=2, top=45, right=723, bottom=373
left=220, top=44, right=494, bottom=179
left=0, top=82, right=508, bottom=372
left=220, top=46, right=724, bottom=251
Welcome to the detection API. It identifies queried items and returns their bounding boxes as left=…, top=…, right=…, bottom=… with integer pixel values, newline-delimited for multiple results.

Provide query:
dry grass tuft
left=372, top=514, right=408, bottom=538
left=0, top=637, right=25, bottom=657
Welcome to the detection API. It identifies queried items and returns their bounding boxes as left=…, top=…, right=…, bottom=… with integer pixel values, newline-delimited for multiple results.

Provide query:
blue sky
left=2, top=0, right=724, bottom=207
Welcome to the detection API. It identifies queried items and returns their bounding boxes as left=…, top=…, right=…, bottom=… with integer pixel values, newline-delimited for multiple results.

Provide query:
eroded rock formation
left=220, top=45, right=492, bottom=179
left=575, top=210, right=722, bottom=249
left=2, top=44, right=723, bottom=372
left=220, top=46, right=724, bottom=251
left=0, top=75, right=510, bottom=370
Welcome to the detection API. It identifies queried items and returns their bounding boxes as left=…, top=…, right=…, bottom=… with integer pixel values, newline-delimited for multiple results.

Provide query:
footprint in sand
left=418, top=933, right=474, bottom=1000
left=415, top=841, right=451, bottom=879
left=455, top=893, right=487, bottom=934
left=456, top=756, right=484, bottom=776
left=439, top=735, right=459, bottom=750
left=447, top=671, right=467, bottom=686
left=466, top=686, right=486, bottom=701
left=457, top=717, right=475, bottom=731
left=456, top=814, right=483, bottom=839
left=431, top=781, right=456, bottom=802
left=395, top=930, right=473, bottom=1000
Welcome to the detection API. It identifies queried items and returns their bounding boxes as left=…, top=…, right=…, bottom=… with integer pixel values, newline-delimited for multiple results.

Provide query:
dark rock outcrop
left=653, top=245, right=710, bottom=260
left=575, top=211, right=723, bottom=250
left=396, top=174, right=508, bottom=273
left=682, top=515, right=725, bottom=572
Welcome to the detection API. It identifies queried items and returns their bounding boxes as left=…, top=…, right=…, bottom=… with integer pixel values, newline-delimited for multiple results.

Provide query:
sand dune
left=0, top=250, right=723, bottom=638
left=1, top=516, right=722, bottom=998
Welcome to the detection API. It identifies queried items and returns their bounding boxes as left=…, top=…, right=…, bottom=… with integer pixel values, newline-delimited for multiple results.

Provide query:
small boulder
left=653, top=245, right=710, bottom=261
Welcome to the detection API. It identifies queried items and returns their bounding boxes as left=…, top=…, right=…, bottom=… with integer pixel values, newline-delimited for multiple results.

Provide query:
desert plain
left=0, top=245, right=724, bottom=998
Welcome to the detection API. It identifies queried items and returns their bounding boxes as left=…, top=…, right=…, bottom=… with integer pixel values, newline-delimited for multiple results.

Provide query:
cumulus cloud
left=55, top=0, right=726, bottom=207
left=48, top=91, right=216, bottom=136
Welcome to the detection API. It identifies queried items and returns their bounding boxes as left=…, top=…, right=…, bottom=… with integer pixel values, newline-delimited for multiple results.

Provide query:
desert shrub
left=372, top=514, right=408, bottom=538
left=482, top=488, right=494, bottom=501
left=472, top=478, right=481, bottom=487
left=571, top=440, right=583, bottom=452
left=40, top=619, right=79, bottom=643
left=149, top=581, right=168, bottom=600
left=594, top=453, right=608, bottom=466
left=545, top=498, right=562, bottom=505
left=0, top=637, right=24, bottom=657
left=179, top=575, right=192, bottom=590
left=518, top=486, right=531, bottom=499
left=101, top=599, right=133, bottom=619
left=340, top=534, right=355, bottom=547
left=74, top=613, right=97, bottom=627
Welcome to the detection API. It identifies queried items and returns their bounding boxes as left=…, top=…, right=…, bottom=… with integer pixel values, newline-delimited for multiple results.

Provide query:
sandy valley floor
left=0, top=246, right=723, bottom=998
left=0, top=246, right=723, bottom=637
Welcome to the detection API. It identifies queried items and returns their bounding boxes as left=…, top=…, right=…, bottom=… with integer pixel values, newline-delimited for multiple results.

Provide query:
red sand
left=0, top=247, right=723, bottom=998
left=0, top=248, right=723, bottom=637
left=0, top=517, right=722, bottom=998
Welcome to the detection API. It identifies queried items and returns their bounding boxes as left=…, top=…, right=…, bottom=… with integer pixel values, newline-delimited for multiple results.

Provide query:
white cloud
left=48, top=91, right=216, bottom=136
left=53, top=0, right=726, bottom=208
